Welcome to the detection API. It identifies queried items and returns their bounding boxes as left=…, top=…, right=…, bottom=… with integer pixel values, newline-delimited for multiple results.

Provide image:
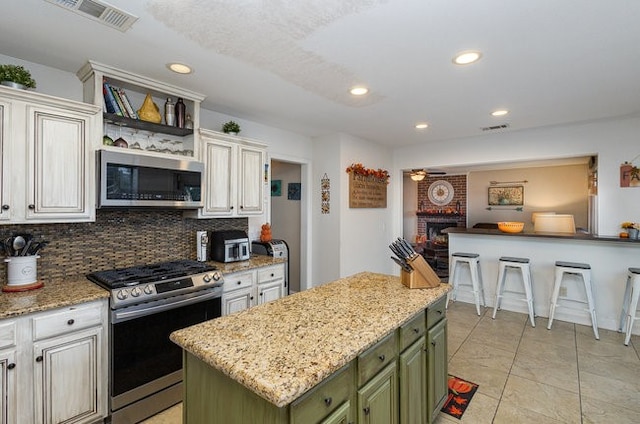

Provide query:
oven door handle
left=112, top=289, right=221, bottom=323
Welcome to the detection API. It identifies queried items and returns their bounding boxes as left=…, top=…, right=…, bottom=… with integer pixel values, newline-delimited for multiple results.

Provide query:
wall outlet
left=559, top=287, right=568, bottom=297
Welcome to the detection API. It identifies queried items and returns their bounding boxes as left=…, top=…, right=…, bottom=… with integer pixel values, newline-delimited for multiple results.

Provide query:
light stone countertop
left=171, top=271, right=451, bottom=407
left=0, top=276, right=109, bottom=320
left=210, top=255, right=287, bottom=274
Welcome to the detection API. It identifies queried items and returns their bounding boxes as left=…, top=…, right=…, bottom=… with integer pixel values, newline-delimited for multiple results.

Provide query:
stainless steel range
left=87, top=260, right=223, bottom=424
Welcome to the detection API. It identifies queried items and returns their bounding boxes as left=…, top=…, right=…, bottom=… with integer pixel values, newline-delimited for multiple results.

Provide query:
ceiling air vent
left=481, top=124, right=510, bottom=132
left=44, top=0, right=138, bottom=32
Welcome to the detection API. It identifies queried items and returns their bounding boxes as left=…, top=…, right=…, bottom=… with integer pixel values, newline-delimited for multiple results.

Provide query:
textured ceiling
left=1, top=0, right=640, bottom=146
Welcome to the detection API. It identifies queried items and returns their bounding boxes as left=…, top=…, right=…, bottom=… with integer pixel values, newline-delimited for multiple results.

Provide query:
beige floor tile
left=576, top=322, right=623, bottom=342
left=493, top=402, right=566, bottom=424
left=518, top=336, right=577, bottom=363
left=581, top=394, right=640, bottom=424
left=452, top=338, right=516, bottom=373
left=467, top=324, right=523, bottom=353
left=522, top=317, right=576, bottom=348
left=447, top=330, right=467, bottom=358
left=576, top=332, right=640, bottom=363
left=140, top=403, right=182, bottom=424
left=578, top=349, right=640, bottom=385
left=433, top=412, right=458, bottom=423
left=501, top=375, right=581, bottom=423
left=511, top=350, right=579, bottom=393
left=448, top=356, right=509, bottom=400
left=488, top=308, right=530, bottom=325
left=579, top=371, right=640, bottom=413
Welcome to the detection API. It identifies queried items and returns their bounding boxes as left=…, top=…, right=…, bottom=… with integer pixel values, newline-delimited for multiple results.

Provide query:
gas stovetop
left=87, top=260, right=223, bottom=308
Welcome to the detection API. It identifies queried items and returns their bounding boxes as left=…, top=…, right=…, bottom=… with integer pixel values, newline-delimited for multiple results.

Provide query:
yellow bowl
left=498, top=221, right=524, bottom=233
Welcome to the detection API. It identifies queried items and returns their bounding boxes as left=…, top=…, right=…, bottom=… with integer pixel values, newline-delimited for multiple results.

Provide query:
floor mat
left=441, top=375, right=479, bottom=419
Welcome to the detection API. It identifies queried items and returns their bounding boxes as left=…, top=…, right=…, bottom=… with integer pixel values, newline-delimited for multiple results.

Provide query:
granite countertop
left=210, top=255, right=287, bottom=274
left=171, top=271, right=450, bottom=408
left=445, top=227, right=640, bottom=244
left=0, top=276, right=109, bottom=320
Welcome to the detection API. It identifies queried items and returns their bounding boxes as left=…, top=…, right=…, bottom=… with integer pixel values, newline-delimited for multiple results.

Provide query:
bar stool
left=619, top=267, right=640, bottom=346
left=448, top=252, right=485, bottom=315
left=492, top=257, right=536, bottom=327
left=548, top=261, right=599, bottom=340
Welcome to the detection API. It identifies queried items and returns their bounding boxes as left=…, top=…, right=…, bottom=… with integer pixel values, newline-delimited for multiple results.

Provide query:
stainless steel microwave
left=97, top=150, right=204, bottom=209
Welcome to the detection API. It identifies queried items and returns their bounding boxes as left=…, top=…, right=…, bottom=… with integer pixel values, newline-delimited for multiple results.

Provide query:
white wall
left=402, top=175, right=418, bottom=241
left=394, top=116, right=640, bottom=238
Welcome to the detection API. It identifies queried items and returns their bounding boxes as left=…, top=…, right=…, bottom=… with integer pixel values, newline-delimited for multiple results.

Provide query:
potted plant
left=0, top=64, right=36, bottom=89
left=222, top=120, right=240, bottom=135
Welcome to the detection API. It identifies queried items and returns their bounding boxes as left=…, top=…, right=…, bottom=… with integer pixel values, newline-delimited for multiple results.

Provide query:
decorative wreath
left=346, top=163, right=390, bottom=183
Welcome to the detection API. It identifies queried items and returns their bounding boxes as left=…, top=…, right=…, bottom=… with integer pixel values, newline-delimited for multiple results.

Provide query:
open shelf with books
left=77, top=61, right=205, bottom=159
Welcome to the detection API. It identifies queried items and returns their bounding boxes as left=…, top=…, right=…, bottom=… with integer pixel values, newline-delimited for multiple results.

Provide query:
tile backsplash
left=0, top=210, right=247, bottom=284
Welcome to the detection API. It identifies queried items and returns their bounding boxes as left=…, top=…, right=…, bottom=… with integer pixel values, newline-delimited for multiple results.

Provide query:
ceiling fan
left=408, top=169, right=446, bottom=181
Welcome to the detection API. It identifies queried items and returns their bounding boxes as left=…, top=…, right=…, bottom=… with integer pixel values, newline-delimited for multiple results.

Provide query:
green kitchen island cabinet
left=171, top=272, right=451, bottom=424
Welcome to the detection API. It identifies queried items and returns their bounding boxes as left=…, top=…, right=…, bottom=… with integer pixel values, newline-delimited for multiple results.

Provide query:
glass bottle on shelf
left=175, top=97, right=186, bottom=128
left=185, top=113, right=193, bottom=129
left=164, top=98, right=176, bottom=126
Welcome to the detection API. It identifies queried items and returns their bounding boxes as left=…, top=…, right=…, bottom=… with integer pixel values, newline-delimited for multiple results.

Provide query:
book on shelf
left=102, top=81, right=122, bottom=116
left=117, top=87, right=138, bottom=119
left=109, top=85, right=129, bottom=118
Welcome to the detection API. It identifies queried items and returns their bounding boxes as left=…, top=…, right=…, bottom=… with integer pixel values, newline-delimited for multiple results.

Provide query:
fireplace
left=426, top=220, right=458, bottom=241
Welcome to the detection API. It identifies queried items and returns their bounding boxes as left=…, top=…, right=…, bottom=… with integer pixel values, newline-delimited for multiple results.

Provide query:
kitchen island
left=171, top=272, right=451, bottom=423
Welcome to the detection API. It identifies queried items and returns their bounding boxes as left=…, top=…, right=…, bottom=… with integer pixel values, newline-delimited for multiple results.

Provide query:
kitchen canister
left=3, top=255, right=43, bottom=292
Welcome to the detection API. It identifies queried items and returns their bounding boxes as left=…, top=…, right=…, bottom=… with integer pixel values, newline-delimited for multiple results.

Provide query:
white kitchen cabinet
left=221, top=263, right=286, bottom=315
left=193, top=129, right=266, bottom=218
left=0, top=86, right=101, bottom=224
left=0, top=299, right=107, bottom=424
left=0, top=321, right=17, bottom=424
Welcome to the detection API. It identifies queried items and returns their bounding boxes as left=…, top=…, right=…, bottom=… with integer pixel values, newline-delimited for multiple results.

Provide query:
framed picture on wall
left=488, top=186, right=524, bottom=206
left=288, top=183, right=301, bottom=200
left=271, top=180, right=282, bottom=196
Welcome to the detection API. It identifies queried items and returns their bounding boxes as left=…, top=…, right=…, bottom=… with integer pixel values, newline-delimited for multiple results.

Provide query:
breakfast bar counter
left=445, top=228, right=640, bottom=333
left=171, top=272, right=451, bottom=422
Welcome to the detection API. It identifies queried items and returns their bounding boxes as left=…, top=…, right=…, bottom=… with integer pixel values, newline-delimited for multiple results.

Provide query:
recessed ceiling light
left=415, top=123, right=429, bottom=129
left=167, top=63, right=193, bottom=74
left=350, top=86, right=369, bottom=96
left=491, top=109, right=509, bottom=117
left=453, top=51, right=482, bottom=65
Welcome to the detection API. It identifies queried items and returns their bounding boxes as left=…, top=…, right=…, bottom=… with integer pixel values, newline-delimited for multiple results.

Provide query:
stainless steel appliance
left=97, top=150, right=204, bottom=209
left=210, top=230, right=250, bottom=263
left=87, top=260, right=223, bottom=424
left=252, top=239, right=289, bottom=294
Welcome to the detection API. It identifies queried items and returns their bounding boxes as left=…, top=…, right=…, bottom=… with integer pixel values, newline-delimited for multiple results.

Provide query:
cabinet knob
left=36, top=356, right=43, bottom=363
left=259, top=292, right=263, bottom=296
left=413, top=328, right=419, bottom=333
left=240, top=205, right=244, bottom=209
left=431, top=341, right=437, bottom=347
left=237, top=281, right=242, bottom=285
left=28, top=204, right=35, bottom=210
left=378, top=354, right=385, bottom=361
left=324, top=397, right=332, bottom=406
left=230, top=206, right=234, bottom=210
left=250, top=296, right=254, bottom=300
left=270, top=273, right=274, bottom=277
left=67, top=319, right=75, bottom=325
left=437, top=310, right=443, bottom=315
left=363, top=407, right=370, bottom=415
left=1, top=204, right=9, bottom=210
left=7, top=363, right=15, bottom=370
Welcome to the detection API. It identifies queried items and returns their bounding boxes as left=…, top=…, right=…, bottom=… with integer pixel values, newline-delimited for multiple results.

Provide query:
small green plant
left=222, top=120, right=240, bottom=134
left=0, top=64, right=36, bottom=88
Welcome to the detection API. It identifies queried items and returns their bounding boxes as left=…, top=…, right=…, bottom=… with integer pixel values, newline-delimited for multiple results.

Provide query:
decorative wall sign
left=271, top=180, right=281, bottom=196
left=321, top=173, right=330, bottom=214
left=346, top=163, right=389, bottom=208
left=488, top=186, right=524, bottom=206
left=288, top=183, right=301, bottom=200
left=620, top=161, right=640, bottom=187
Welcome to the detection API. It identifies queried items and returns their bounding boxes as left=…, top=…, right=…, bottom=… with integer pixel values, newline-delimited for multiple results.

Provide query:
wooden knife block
left=400, top=255, right=441, bottom=289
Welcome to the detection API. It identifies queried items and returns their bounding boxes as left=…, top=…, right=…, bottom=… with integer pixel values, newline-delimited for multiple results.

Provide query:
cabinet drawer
left=32, top=304, right=103, bottom=340
left=427, top=296, right=447, bottom=329
left=291, top=362, right=354, bottom=424
left=399, top=310, right=426, bottom=351
left=0, top=321, right=17, bottom=349
left=222, top=271, right=255, bottom=292
left=357, top=332, right=397, bottom=386
left=257, top=265, right=285, bottom=283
